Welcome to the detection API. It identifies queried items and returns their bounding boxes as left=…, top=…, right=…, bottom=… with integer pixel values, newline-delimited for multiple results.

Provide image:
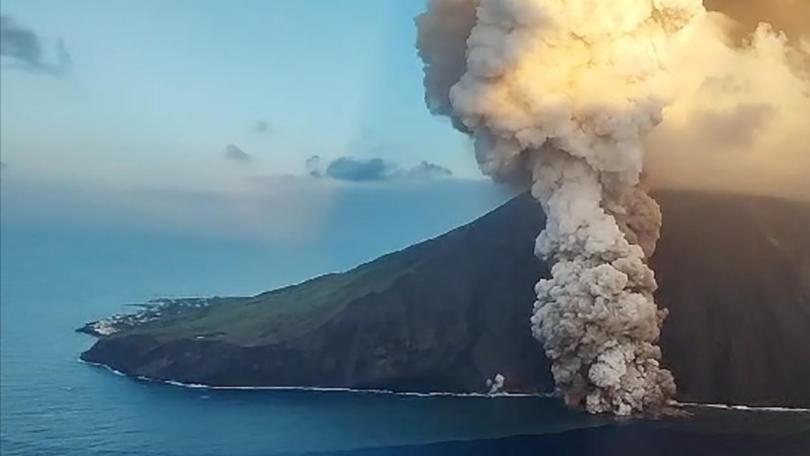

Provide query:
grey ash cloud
left=1, top=15, right=72, bottom=76
left=306, top=155, right=453, bottom=182
left=224, top=144, right=251, bottom=163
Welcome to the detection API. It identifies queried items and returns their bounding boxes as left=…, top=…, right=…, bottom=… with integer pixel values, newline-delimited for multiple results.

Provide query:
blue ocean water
left=2, top=187, right=808, bottom=455
left=0, top=190, right=608, bottom=455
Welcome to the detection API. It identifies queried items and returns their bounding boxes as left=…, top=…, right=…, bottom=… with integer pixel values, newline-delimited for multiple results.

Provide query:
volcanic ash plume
left=416, top=0, right=708, bottom=415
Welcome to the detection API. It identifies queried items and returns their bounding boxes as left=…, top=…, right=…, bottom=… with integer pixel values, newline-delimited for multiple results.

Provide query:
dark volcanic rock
left=652, top=192, right=810, bottom=407
left=81, top=191, right=810, bottom=407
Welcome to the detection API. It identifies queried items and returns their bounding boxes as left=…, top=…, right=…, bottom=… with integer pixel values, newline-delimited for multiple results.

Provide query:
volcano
left=80, top=190, right=810, bottom=408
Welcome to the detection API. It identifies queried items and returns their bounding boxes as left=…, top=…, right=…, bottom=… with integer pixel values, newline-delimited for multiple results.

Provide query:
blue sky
left=1, top=1, right=508, bottom=245
left=0, top=0, right=479, bottom=185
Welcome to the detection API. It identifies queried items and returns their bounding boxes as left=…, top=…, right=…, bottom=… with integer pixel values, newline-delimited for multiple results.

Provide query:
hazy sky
left=1, top=0, right=508, bottom=245
left=0, top=0, right=479, bottom=190
left=3, top=1, right=805, bottom=244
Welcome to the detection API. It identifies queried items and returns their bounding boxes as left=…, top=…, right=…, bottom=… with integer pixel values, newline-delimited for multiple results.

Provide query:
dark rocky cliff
left=81, top=191, right=810, bottom=407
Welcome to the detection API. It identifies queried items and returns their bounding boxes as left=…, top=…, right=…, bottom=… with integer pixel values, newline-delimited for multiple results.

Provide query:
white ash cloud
left=416, top=0, right=809, bottom=417
left=416, top=0, right=708, bottom=416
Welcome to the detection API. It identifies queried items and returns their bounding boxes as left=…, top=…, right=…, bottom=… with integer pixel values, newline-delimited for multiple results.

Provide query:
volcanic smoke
left=415, top=0, right=715, bottom=416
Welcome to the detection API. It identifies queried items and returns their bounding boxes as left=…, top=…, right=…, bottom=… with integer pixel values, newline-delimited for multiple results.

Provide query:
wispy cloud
left=0, top=15, right=72, bottom=76
left=406, top=161, right=454, bottom=179
left=252, top=120, right=271, bottom=134
left=306, top=155, right=453, bottom=182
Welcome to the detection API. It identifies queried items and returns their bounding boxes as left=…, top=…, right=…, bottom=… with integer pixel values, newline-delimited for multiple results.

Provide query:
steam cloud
left=416, top=0, right=808, bottom=415
left=486, top=373, right=505, bottom=395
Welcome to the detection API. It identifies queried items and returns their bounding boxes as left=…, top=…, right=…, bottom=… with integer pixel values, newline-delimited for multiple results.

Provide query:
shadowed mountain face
left=652, top=192, right=810, bottom=406
left=81, top=191, right=810, bottom=407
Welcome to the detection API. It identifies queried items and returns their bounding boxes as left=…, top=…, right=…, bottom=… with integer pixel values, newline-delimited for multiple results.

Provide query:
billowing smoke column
left=417, top=0, right=707, bottom=415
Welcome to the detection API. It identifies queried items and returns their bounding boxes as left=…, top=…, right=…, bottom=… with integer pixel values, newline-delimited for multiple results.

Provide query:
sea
left=1, top=186, right=809, bottom=456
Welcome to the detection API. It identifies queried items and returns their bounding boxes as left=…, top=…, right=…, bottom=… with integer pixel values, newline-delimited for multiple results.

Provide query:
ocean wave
left=81, top=359, right=129, bottom=377
left=676, top=401, right=810, bottom=413
left=77, top=358, right=551, bottom=398
left=77, top=359, right=810, bottom=412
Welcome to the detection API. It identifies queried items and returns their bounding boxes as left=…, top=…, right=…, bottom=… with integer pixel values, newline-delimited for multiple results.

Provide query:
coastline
left=78, top=358, right=810, bottom=413
left=77, top=358, right=550, bottom=398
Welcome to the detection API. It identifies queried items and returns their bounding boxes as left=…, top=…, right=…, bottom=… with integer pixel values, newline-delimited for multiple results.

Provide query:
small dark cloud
left=253, top=120, right=271, bottom=134
left=0, top=15, right=72, bottom=76
left=326, top=157, right=391, bottom=182
left=306, top=155, right=453, bottom=183
left=306, top=155, right=322, bottom=177
left=225, top=144, right=251, bottom=163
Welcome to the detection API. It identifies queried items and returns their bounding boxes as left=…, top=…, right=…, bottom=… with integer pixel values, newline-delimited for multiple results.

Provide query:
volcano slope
left=80, top=190, right=810, bottom=407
